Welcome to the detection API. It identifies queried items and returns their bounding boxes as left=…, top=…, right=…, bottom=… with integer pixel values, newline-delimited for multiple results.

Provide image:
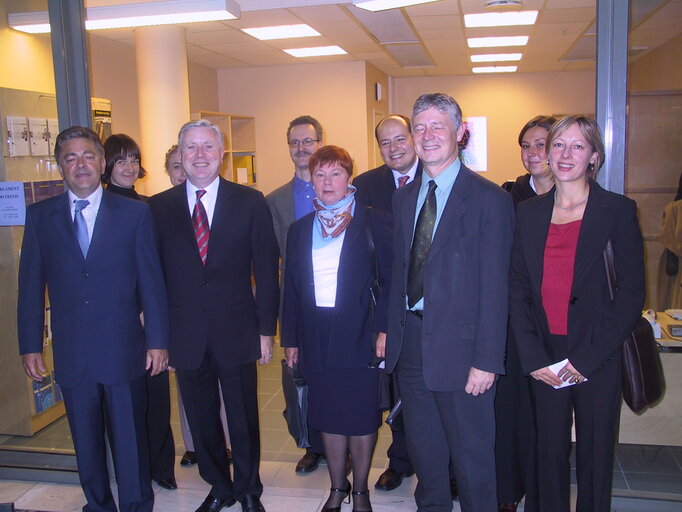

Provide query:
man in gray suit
left=266, top=115, right=327, bottom=474
left=385, top=93, right=514, bottom=511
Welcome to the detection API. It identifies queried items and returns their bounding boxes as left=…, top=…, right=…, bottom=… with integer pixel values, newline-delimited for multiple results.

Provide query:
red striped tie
left=192, top=190, right=210, bottom=265
left=397, top=175, right=409, bottom=188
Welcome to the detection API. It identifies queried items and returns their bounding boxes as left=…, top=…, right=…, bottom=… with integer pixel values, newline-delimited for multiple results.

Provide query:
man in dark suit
left=148, top=119, right=279, bottom=512
left=354, top=114, right=423, bottom=493
left=18, top=126, right=169, bottom=512
left=265, top=115, right=329, bottom=474
left=385, top=94, right=514, bottom=512
left=355, top=115, right=422, bottom=214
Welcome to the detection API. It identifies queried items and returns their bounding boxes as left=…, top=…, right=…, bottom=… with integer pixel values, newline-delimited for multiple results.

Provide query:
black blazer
left=148, top=177, right=279, bottom=370
left=354, top=161, right=423, bottom=213
left=385, top=165, right=515, bottom=391
left=281, top=206, right=392, bottom=372
left=509, top=180, right=645, bottom=378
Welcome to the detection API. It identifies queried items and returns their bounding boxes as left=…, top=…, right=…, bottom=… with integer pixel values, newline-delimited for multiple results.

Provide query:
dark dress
left=106, top=182, right=175, bottom=483
left=282, top=205, right=392, bottom=437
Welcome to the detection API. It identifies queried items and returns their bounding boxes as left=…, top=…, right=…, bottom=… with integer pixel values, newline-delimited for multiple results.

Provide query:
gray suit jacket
left=385, top=164, right=515, bottom=391
left=266, top=179, right=295, bottom=260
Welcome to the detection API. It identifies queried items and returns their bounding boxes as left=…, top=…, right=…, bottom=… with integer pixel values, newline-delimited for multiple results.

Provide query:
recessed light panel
left=284, top=46, right=347, bottom=58
left=467, top=36, right=529, bottom=48
left=241, top=24, right=320, bottom=41
left=470, top=53, right=522, bottom=62
left=464, top=11, right=538, bottom=28
left=354, top=0, right=440, bottom=12
left=472, top=66, right=518, bottom=73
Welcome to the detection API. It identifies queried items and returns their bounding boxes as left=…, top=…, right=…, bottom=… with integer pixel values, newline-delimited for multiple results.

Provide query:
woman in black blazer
left=103, top=134, right=177, bottom=491
left=282, top=145, right=392, bottom=512
left=509, top=115, right=645, bottom=512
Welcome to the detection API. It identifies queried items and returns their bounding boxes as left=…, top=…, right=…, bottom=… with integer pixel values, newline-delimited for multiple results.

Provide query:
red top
left=541, top=220, right=582, bottom=335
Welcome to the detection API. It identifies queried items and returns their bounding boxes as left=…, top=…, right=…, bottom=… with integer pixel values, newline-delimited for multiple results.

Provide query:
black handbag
left=281, top=359, right=310, bottom=448
left=603, top=240, right=666, bottom=414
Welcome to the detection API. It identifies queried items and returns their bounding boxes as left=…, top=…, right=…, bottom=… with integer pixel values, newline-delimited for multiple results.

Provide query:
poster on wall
left=0, top=181, right=27, bottom=226
left=459, top=116, right=487, bottom=173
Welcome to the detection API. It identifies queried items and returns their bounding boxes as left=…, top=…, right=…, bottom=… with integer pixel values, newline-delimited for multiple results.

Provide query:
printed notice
left=0, top=181, right=26, bottom=226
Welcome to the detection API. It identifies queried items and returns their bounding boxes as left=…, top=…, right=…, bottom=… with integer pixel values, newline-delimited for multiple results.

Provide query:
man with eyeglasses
left=266, top=115, right=328, bottom=474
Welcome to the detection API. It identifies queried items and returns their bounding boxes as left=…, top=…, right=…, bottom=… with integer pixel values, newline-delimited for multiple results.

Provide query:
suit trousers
left=145, top=371, right=175, bottom=481
left=176, top=353, right=263, bottom=501
left=62, top=373, right=152, bottom=512
left=530, top=337, right=622, bottom=512
left=397, top=312, right=497, bottom=512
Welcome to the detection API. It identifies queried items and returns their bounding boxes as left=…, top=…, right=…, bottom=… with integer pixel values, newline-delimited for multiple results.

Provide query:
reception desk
left=618, top=312, right=682, bottom=446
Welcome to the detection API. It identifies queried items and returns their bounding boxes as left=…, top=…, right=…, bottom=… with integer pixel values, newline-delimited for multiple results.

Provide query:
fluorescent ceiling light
left=284, top=46, right=347, bottom=58
left=9, top=0, right=240, bottom=34
left=464, top=10, right=538, bottom=28
left=472, top=66, right=518, bottom=73
left=353, top=0, right=440, bottom=12
left=470, top=53, right=522, bottom=62
left=242, top=24, right=320, bottom=41
left=467, top=36, right=528, bottom=48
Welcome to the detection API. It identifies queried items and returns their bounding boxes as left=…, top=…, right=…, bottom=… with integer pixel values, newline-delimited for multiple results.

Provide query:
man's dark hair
left=54, top=126, right=104, bottom=162
left=287, top=115, right=323, bottom=142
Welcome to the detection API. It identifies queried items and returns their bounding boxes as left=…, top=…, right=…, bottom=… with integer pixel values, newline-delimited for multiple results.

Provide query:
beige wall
left=391, top=71, right=595, bottom=187
left=365, top=62, right=389, bottom=170
left=217, top=61, right=369, bottom=196
left=0, top=1, right=54, bottom=93
left=630, top=32, right=682, bottom=92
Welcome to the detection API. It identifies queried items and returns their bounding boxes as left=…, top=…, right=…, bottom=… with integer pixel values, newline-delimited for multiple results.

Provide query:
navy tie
left=73, top=199, right=90, bottom=257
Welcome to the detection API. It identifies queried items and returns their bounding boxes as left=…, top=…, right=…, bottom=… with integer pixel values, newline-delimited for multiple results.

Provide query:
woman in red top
left=509, top=115, right=645, bottom=512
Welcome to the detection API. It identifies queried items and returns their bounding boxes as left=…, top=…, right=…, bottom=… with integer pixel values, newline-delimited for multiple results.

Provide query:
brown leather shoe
left=374, top=468, right=413, bottom=491
left=498, top=502, right=518, bottom=512
left=295, top=449, right=324, bottom=473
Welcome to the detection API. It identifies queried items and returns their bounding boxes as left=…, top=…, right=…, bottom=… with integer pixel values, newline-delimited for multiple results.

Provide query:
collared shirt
left=186, top=176, right=220, bottom=227
left=409, top=158, right=461, bottom=310
left=293, top=175, right=315, bottom=220
left=529, top=175, right=537, bottom=194
left=391, top=159, right=419, bottom=189
left=67, top=185, right=103, bottom=241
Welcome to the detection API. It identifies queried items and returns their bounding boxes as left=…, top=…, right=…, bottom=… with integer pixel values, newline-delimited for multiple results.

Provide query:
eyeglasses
left=288, top=138, right=320, bottom=147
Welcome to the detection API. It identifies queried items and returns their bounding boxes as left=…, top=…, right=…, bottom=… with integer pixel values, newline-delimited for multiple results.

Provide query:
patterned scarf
left=313, top=185, right=356, bottom=239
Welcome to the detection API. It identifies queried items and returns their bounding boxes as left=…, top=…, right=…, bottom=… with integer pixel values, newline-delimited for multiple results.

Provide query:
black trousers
left=531, top=339, right=622, bottom=512
left=145, top=371, right=175, bottom=481
left=177, top=354, right=262, bottom=501
left=494, top=331, right=537, bottom=510
left=397, top=312, right=497, bottom=512
left=62, top=373, right=153, bottom=512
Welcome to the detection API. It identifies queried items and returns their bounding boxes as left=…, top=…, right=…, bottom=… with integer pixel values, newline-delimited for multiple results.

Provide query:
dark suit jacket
left=354, top=161, right=423, bottom=213
left=281, top=206, right=392, bottom=371
left=509, top=180, right=645, bottom=378
left=148, top=177, right=279, bottom=370
left=266, top=179, right=295, bottom=259
left=17, top=190, right=169, bottom=388
left=385, top=164, right=515, bottom=391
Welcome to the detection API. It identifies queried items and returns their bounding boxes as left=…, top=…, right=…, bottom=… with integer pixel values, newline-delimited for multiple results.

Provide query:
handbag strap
left=364, top=206, right=379, bottom=292
left=603, top=239, right=616, bottom=301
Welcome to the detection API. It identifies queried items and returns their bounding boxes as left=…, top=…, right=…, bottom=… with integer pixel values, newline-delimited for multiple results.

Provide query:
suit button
left=569, top=296, right=578, bottom=305
left=400, top=320, right=405, bottom=326
left=401, top=292, right=406, bottom=298
left=83, top=299, right=91, bottom=304
left=201, top=280, right=208, bottom=286
left=82, top=272, right=89, bottom=278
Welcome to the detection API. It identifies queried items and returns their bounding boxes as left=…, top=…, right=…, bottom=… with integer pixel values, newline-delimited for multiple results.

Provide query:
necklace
left=554, top=190, right=588, bottom=211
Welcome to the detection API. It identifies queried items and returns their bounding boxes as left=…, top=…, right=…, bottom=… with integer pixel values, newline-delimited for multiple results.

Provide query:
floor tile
left=0, top=480, right=36, bottom=503
left=12, top=483, right=86, bottom=512
left=617, top=445, right=682, bottom=474
left=624, top=472, right=682, bottom=494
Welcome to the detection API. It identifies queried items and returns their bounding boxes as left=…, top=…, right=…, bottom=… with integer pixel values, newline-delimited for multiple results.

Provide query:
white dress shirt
left=186, top=176, right=220, bottom=227
left=391, top=159, right=419, bottom=188
left=67, top=185, right=103, bottom=242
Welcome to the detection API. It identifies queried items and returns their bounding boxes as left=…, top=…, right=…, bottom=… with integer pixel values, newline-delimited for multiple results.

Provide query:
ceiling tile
left=405, top=0, right=459, bottom=16
left=539, top=8, right=595, bottom=24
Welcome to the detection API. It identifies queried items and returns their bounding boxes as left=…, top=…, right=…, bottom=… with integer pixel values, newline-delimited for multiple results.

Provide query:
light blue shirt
left=409, top=158, right=461, bottom=310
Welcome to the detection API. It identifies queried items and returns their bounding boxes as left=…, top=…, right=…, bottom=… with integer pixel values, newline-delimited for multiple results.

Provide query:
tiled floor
left=1, top=346, right=682, bottom=510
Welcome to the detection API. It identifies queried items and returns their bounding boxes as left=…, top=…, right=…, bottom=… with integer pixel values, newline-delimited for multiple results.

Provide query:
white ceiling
left=18, top=0, right=682, bottom=76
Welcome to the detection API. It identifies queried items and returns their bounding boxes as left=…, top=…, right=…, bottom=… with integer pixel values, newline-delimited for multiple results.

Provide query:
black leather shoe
left=226, top=447, right=233, bottom=464
left=351, top=489, right=373, bottom=512
left=181, top=450, right=198, bottom=466
left=240, top=495, right=265, bottom=512
left=154, top=476, right=178, bottom=490
left=295, top=449, right=324, bottom=473
left=450, top=478, right=458, bottom=500
left=195, top=494, right=237, bottom=512
left=374, top=468, right=413, bottom=491
left=498, top=502, right=518, bottom=512
left=321, top=480, right=351, bottom=512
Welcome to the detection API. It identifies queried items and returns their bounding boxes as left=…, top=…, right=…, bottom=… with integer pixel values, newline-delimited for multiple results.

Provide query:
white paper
left=0, top=181, right=27, bottom=226
left=236, top=167, right=249, bottom=184
left=549, top=358, right=588, bottom=389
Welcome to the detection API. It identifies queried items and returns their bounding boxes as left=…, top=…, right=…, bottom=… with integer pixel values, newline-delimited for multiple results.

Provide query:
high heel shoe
left=321, top=479, right=351, bottom=512
left=351, top=489, right=373, bottom=512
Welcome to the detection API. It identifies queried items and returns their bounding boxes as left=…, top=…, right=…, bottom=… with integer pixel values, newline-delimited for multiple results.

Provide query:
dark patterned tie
left=73, top=199, right=90, bottom=257
left=397, top=175, right=409, bottom=188
left=407, top=180, right=437, bottom=308
left=192, top=190, right=210, bottom=265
